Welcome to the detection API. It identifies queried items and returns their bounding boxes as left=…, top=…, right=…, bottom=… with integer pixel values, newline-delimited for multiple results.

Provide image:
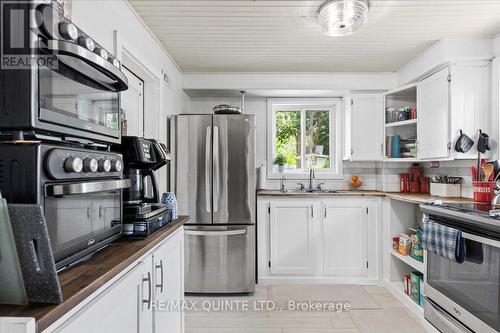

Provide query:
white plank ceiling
left=128, top=0, right=500, bottom=72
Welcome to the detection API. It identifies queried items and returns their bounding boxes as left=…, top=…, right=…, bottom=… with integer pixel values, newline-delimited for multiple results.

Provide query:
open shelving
left=391, top=251, right=424, bottom=273
left=384, top=84, right=418, bottom=160
left=385, top=199, right=425, bottom=315
left=385, top=118, right=417, bottom=128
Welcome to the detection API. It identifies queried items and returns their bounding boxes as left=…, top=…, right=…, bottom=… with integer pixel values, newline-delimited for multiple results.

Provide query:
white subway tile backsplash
left=263, top=160, right=478, bottom=197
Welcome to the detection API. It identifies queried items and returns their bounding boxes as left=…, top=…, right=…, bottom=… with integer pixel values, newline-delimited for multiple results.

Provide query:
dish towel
left=422, top=217, right=465, bottom=263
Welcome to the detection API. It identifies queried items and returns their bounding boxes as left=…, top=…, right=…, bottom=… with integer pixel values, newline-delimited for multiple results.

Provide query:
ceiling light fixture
left=318, top=0, right=370, bottom=37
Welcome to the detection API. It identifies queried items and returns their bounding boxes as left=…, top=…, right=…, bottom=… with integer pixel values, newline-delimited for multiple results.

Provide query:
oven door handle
left=45, top=179, right=131, bottom=197
left=41, top=40, right=128, bottom=92
left=462, top=231, right=500, bottom=249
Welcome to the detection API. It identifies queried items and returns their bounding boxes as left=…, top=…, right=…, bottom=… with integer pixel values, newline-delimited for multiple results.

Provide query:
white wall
left=71, top=0, right=191, bottom=193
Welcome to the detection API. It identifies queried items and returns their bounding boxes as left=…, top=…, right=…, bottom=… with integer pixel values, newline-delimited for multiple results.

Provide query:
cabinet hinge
left=447, top=74, right=451, bottom=82
left=268, top=261, right=271, bottom=268
left=350, top=99, right=354, bottom=106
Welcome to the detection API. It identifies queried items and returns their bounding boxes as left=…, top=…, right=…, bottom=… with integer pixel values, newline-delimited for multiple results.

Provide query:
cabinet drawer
left=52, top=258, right=152, bottom=333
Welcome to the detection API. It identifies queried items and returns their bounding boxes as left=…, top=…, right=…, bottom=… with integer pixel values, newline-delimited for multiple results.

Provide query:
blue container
left=391, top=135, right=401, bottom=158
left=161, top=192, right=178, bottom=220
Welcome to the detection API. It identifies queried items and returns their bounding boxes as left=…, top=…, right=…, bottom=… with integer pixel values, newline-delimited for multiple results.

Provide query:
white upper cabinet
left=449, top=62, right=491, bottom=159
left=322, top=201, right=368, bottom=277
left=417, top=67, right=451, bottom=160
left=347, top=94, right=385, bottom=161
left=269, top=201, right=315, bottom=275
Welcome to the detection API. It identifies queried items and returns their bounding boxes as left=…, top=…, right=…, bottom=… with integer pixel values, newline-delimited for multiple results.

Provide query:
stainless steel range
left=420, top=203, right=500, bottom=333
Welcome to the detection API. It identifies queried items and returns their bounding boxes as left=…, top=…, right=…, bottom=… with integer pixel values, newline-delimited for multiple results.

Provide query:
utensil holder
left=473, top=181, right=496, bottom=202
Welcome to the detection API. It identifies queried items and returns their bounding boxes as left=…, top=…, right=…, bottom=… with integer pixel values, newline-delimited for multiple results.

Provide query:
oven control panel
left=45, top=148, right=123, bottom=180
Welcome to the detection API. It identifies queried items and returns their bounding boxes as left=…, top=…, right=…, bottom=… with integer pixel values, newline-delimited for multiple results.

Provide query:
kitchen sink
left=284, top=189, right=340, bottom=194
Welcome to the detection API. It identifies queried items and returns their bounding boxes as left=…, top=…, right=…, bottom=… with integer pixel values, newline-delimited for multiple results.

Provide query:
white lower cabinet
left=153, top=230, right=184, bottom=333
left=259, top=197, right=380, bottom=282
left=322, top=202, right=368, bottom=277
left=269, top=201, right=315, bottom=275
left=50, top=228, right=184, bottom=333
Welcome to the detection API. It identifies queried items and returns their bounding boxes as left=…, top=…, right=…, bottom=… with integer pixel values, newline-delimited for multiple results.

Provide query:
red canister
left=410, top=108, right=417, bottom=119
left=419, top=176, right=429, bottom=194
left=400, top=173, right=409, bottom=192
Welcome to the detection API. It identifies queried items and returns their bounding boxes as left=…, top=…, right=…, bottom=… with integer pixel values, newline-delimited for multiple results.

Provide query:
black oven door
left=425, top=230, right=500, bottom=333
left=37, top=39, right=128, bottom=143
left=44, top=179, right=130, bottom=269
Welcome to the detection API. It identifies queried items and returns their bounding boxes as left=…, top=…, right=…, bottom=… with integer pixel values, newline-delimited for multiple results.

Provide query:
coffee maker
left=116, top=136, right=172, bottom=238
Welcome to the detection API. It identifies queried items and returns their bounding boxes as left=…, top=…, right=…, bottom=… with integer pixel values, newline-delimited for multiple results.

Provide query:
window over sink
left=267, top=98, right=343, bottom=179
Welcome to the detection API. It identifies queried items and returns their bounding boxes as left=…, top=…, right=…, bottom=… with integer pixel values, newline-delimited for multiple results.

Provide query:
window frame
left=267, top=98, right=343, bottom=180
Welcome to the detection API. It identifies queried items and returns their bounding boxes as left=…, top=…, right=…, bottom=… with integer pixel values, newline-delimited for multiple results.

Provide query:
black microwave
left=0, top=2, right=128, bottom=144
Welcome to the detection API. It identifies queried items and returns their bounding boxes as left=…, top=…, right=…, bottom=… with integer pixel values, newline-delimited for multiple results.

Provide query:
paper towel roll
left=257, top=165, right=266, bottom=190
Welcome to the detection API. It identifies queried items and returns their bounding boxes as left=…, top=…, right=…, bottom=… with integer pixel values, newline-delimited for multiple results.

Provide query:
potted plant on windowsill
left=273, top=155, right=286, bottom=173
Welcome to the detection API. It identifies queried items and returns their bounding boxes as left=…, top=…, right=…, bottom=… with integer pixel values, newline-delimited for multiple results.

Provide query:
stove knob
left=95, top=47, right=108, bottom=60
left=111, top=58, right=120, bottom=68
left=64, top=157, right=83, bottom=173
left=59, top=22, right=78, bottom=40
left=98, top=159, right=111, bottom=172
left=78, top=36, right=95, bottom=52
left=83, top=158, right=98, bottom=173
left=110, top=159, right=122, bottom=172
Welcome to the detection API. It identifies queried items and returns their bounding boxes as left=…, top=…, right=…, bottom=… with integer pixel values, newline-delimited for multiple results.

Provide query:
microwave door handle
left=42, top=40, right=128, bottom=92
left=45, top=179, right=131, bottom=197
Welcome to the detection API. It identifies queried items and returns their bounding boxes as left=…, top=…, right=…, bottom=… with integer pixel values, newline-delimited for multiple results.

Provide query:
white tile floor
left=185, top=285, right=430, bottom=333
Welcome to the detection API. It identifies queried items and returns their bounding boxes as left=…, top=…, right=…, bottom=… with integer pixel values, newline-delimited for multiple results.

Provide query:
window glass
left=275, top=110, right=301, bottom=169
left=305, top=110, right=330, bottom=169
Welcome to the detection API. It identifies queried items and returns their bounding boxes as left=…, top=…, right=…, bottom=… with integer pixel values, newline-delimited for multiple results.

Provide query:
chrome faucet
left=308, top=169, right=315, bottom=192
left=280, top=177, right=287, bottom=193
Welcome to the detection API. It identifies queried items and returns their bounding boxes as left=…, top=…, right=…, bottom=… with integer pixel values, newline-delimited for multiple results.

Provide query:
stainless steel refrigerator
left=171, top=114, right=255, bottom=293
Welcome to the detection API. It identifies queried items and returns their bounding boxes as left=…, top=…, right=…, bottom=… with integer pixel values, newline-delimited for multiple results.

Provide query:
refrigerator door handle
left=213, top=126, right=220, bottom=213
left=205, top=126, right=212, bottom=213
left=185, top=229, right=247, bottom=236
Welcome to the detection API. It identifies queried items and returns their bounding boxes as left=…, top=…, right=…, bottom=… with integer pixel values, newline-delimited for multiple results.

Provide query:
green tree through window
left=275, top=109, right=331, bottom=170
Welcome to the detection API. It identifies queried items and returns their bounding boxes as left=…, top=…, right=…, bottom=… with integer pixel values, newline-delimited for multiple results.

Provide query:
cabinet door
left=122, top=67, right=145, bottom=137
left=54, top=256, right=153, bottom=333
left=153, top=229, right=184, bottom=333
left=450, top=63, right=490, bottom=159
left=417, top=67, right=450, bottom=160
left=269, top=201, right=315, bottom=275
left=349, top=94, right=384, bottom=161
left=322, top=201, right=368, bottom=277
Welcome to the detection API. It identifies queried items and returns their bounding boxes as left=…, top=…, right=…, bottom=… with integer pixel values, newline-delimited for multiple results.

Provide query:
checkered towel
left=422, top=217, right=465, bottom=263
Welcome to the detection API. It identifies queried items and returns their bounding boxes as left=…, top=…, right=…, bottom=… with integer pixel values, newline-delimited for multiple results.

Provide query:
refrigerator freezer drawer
left=185, top=225, right=255, bottom=293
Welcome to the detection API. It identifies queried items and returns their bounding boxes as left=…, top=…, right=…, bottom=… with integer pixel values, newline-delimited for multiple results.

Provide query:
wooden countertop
left=0, top=216, right=189, bottom=333
left=257, top=190, right=476, bottom=204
